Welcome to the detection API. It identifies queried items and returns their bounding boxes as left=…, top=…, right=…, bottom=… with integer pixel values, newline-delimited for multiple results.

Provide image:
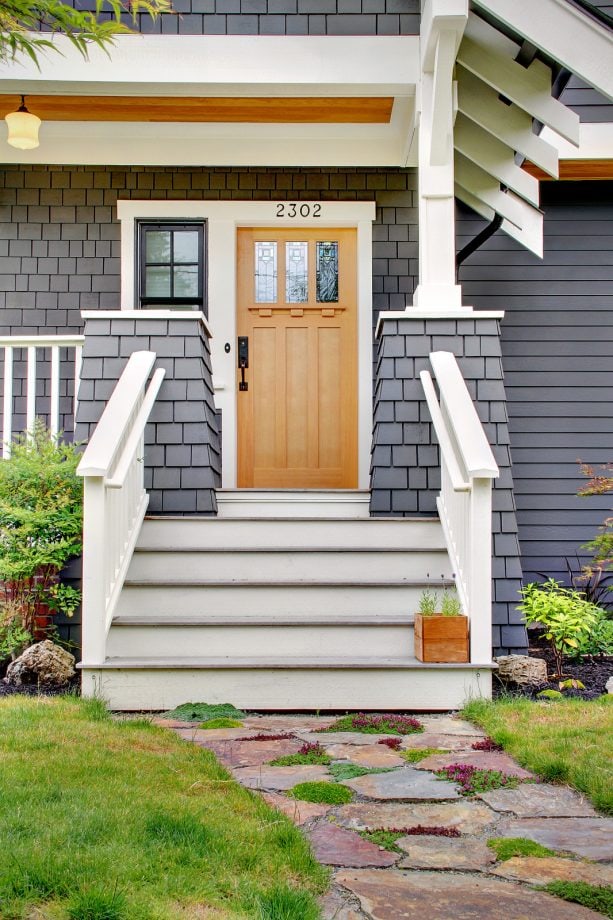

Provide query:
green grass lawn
left=0, top=696, right=327, bottom=920
left=462, top=695, right=613, bottom=814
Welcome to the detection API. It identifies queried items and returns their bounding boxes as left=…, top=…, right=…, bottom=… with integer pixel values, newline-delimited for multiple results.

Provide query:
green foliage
left=0, top=424, right=82, bottom=638
left=162, top=701, right=246, bottom=722
left=269, top=743, right=331, bottom=767
left=517, top=579, right=601, bottom=676
left=545, top=881, right=613, bottom=918
left=288, top=782, right=353, bottom=805
left=558, top=678, right=586, bottom=691
left=400, top=747, right=446, bottom=763
left=441, top=589, right=462, bottom=617
left=418, top=588, right=438, bottom=615
left=249, top=884, right=321, bottom=920
left=328, top=763, right=393, bottom=782
left=323, top=713, right=423, bottom=735
left=66, top=887, right=127, bottom=920
left=0, top=605, right=31, bottom=663
left=577, top=613, right=613, bottom=656
left=578, top=462, right=613, bottom=573
left=537, top=689, right=564, bottom=701
left=0, top=0, right=172, bottom=67
left=198, top=717, right=243, bottom=729
left=359, top=829, right=404, bottom=852
left=487, top=837, right=558, bottom=861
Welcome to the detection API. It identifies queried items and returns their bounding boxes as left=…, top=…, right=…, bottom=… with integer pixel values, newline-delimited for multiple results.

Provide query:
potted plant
left=414, top=585, right=469, bottom=663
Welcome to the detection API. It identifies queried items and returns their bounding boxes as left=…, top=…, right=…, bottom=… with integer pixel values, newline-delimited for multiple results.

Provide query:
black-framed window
left=138, top=222, right=205, bottom=308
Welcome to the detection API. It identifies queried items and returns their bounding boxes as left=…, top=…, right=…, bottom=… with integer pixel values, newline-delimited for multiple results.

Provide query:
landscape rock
left=260, top=791, right=331, bottom=825
left=396, top=835, right=496, bottom=871
left=4, top=640, right=75, bottom=688
left=345, top=766, right=461, bottom=801
left=401, top=733, right=474, bottom=752
left=415, top=750, right=534, bottom=779
left=419, top=717, right=483, bottom=736
left=230, top=764, right=330, bottom=791
left=498, top=817, right=613, bottom=861
left=320, top=887, right=365, bottom=920
left=492, top=856, right=613, bottom=888
left=307, top=823, right=397, bottom=868
left=335, top=869, right=605, bottom=919
left=495, top=654, right=548, bottom=686
left=606, top=676, right=613, bottom=694
left=480, top=783, right=598, bottom=817
left=335, top=800, right=497, bottom=835
left=324, top=743, right=404, bottom=767
left=193, top=737, right=304, bottom=768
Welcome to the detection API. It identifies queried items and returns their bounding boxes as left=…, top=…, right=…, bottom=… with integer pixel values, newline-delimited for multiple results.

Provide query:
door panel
left=237, top=227, right=357, bottom=488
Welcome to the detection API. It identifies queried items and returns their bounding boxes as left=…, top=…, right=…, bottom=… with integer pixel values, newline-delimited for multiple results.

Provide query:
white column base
left=412, top=282, right=464, bottom=310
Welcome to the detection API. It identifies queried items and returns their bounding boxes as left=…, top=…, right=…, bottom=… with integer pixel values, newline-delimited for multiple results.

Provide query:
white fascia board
left=0, top=100, right=414, bottom=166
left=473, top=0, right=613, bottom=101
left=539, top=123, right=613, bottom=161
left=0, top=34, right=419, bottom=96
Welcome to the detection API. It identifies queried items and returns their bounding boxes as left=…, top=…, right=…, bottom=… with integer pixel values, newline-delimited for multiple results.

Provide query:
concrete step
left=216, top=489, right=371, bottom=518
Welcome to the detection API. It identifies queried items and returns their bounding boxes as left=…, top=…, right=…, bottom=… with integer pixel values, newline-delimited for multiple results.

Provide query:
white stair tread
left=112, top=613, right=416, bottom=626
left=124, top=578, right=454, bottom=587
left=83, top=656, right=496, bottom=670
left=133, top=546, right=445, bottom=554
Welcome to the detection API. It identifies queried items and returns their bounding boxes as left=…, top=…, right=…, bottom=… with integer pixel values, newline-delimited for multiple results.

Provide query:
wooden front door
left=237, top=227, right=358, bottom=488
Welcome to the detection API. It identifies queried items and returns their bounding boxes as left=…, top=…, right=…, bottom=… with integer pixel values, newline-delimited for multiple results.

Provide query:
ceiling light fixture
left=5, top=95, right=41, bottom=150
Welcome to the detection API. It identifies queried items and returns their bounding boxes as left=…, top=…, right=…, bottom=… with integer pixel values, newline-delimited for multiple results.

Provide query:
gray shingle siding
left=458, top=181, right=613, bottom=587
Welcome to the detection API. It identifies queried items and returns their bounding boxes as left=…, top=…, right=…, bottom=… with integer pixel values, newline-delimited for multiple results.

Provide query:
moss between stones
left=288, top=782, right=354, bottom=805
left=199, top=718, right=243, bottom=730
left=487, top=837, right=559, bottom=861
left=544, top=881, right=613, bottom=918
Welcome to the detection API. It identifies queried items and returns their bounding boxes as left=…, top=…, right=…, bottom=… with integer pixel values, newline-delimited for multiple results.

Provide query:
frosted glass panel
left=145, top=231, right=170, bottom=263
left=255, top=241, right=277, bottom=303
left=174, top=265, right=199, bottom=298
left=286, top=241, right=308, bottom=303
left=316, top=241, right=339, bottom=303
left=174, top=230, right=199, bottom=264
left=145, top=266, right=171, bottom=297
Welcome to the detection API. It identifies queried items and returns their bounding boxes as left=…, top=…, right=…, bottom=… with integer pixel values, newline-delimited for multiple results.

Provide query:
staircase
left=81, top=491, right=494, bottom=710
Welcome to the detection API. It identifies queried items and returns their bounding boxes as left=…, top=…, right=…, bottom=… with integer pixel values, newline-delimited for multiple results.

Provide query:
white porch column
left=412, top=0, right=468, bottom=310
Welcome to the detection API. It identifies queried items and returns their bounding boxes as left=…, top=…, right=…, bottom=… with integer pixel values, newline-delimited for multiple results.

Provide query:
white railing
left=420, top=351, right=499, bottom=664
left=0, top=335, right=85, bottom=457
left=77, top=351, right=165, bottom=666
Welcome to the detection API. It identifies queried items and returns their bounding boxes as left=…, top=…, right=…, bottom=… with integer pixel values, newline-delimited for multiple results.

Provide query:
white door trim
left=117, top=199, right=376, bottom=489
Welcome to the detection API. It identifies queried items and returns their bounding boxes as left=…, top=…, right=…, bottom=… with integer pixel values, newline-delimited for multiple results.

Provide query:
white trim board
left=117, top=199, right=376, bottom=491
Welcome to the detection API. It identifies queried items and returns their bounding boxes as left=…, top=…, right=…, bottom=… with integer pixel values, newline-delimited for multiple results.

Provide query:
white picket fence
left=0, top=335, right=85, bottom=457
left=77, top=351, right=165, bottom=666
left=420, top=351, right=499, bottom=663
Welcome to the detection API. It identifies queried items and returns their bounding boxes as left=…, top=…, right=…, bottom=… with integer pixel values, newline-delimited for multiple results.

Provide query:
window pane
left=174, top=265, right=199, bottom=298
left=174, top=230, right=200, bottom=264
left=145, top=230, right=171, bottom=264
left=316, top=241, right=338, bottom=303
left=286, top=241, right=308, bottom=303
left=145, top=266, right=171, bottom=298
left=255, top=241, right=277, bottom=303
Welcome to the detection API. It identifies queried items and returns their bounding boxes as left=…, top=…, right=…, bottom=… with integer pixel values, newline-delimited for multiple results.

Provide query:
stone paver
left=336, top=800, right=498, bottom=835
left=324, top=743, right=405, bottom=767
left=420, top=716, right=484, bottom=736
left=400, top=732, right=476, bottom=752
left=242, top=715, right=334, bottom=731
left=320, top=888, right=365, bottom=920
left=231, top=764, right=330, bottom=791
left=260, top=791, right=331, bottom=825
left=416, top=750, right=535, bottom=779
left=308, top=823, right=398, bottom=868
left=335, top=869, right=605, bottom=919
left=492, top=856, right=613, bottom=887
left=396, top=835, right=496, bottom=871
left=345, top=766, right=461, bottom=801
left=173, top=726, right=261, bottom=742
left=195, top=737, right=304, bottom=768
left=301, top=731, right=395, bottom=745
left=480, top=783, right=598, bottom=817
left=498, top=817, right=613, bottom=861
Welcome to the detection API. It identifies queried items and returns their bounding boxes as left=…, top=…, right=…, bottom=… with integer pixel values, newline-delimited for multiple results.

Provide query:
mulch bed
left=0, top=675, right=80, bottom=698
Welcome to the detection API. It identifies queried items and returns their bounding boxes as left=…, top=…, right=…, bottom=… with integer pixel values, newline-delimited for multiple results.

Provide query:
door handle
left=238, top=336, right=249, bottom=392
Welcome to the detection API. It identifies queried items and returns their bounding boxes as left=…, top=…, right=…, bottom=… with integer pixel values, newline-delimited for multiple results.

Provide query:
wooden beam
left=455, top=183, right=543, bottom=257
left=523, top=159, right=613, bottom=181
left=0, top=95, right=394, bottom=124
left=456, top=66, right=559, bottom=178
left=458, top=14, right=580, bottom=145
left=455, top=152, right=526, bottom=226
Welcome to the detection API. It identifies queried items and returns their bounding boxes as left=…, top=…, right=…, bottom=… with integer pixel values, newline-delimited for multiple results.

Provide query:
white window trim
left=117, top=199, right=376, bottom=490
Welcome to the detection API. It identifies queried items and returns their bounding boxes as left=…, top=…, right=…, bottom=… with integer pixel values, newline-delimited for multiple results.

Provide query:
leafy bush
left=577, top=612, right=613, bottom=656
left=0, top=424, right=82, bottom=644
left=517, top=579, right=601, bottom=676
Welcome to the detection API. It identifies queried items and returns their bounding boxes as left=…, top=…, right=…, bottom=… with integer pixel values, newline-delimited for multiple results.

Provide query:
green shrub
left=288, top=782, right=353, bottom=805
left=517, top=579, right=601, bottom=676
left=578, top=613, right=613, bottom=656
left=0, top=423, right=82, bottom=640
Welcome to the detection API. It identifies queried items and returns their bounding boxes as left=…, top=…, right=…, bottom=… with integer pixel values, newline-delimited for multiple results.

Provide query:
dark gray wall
left=371, top=316, right=526, bottom=655
left=458, top=181, right=613, bottom=586
left=67, top=0, right=419, bottom=33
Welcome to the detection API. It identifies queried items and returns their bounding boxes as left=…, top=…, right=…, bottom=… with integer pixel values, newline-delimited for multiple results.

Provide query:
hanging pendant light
left=5, top=96, right=41, bottom=150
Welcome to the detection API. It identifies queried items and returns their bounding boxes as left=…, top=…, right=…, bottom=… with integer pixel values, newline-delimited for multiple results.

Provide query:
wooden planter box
left=414, top=613, right=469, bottom=663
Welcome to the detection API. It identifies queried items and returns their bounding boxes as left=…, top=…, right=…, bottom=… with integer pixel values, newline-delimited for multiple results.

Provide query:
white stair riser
left=106, top=624, right=414, bottom=659
left=217, top=499, right=370, bottom=519
left=81, top=667, right=491, bottom=711
left=140, top=518, right=446, bottom=550
left=119, top=584, right=428, bottom=617
left=128, top=550, right=451, bottom=582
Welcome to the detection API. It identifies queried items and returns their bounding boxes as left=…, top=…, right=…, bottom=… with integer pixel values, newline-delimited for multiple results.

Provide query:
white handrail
left=420, top=351, right=499, bottom=664
left=0, top=334, right=85, bottom=457
left=77, top=352, right=165, bottom=666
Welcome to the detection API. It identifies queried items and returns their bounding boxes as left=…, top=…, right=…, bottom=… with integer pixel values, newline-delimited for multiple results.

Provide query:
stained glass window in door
left=316, top=241, right=339, bottom=303
left=255, top=241, right=278, bottom=303
left=286, top=242, right=308, bottom=303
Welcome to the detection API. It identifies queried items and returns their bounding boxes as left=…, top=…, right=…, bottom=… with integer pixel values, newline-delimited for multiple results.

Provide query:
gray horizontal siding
left=63, top=0, right=419, bottom=33
left=458, top=181, right=613, bottom=586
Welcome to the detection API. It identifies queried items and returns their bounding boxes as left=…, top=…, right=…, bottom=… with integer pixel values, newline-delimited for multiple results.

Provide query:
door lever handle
left=238, top=336, right=249, bottom=392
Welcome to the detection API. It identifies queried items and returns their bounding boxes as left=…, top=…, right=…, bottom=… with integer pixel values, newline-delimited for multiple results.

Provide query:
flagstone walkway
left=154, top=713, right=613, bottom=919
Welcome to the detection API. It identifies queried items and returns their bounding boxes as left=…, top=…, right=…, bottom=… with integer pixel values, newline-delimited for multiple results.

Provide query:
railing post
left=80, top=476, right=108, bottom=668
left=468, top=476, right=494, bottom=663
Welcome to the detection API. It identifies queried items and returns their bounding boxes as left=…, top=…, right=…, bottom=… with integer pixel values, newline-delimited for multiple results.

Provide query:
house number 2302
left=276, top=203, right=322, bottom=218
